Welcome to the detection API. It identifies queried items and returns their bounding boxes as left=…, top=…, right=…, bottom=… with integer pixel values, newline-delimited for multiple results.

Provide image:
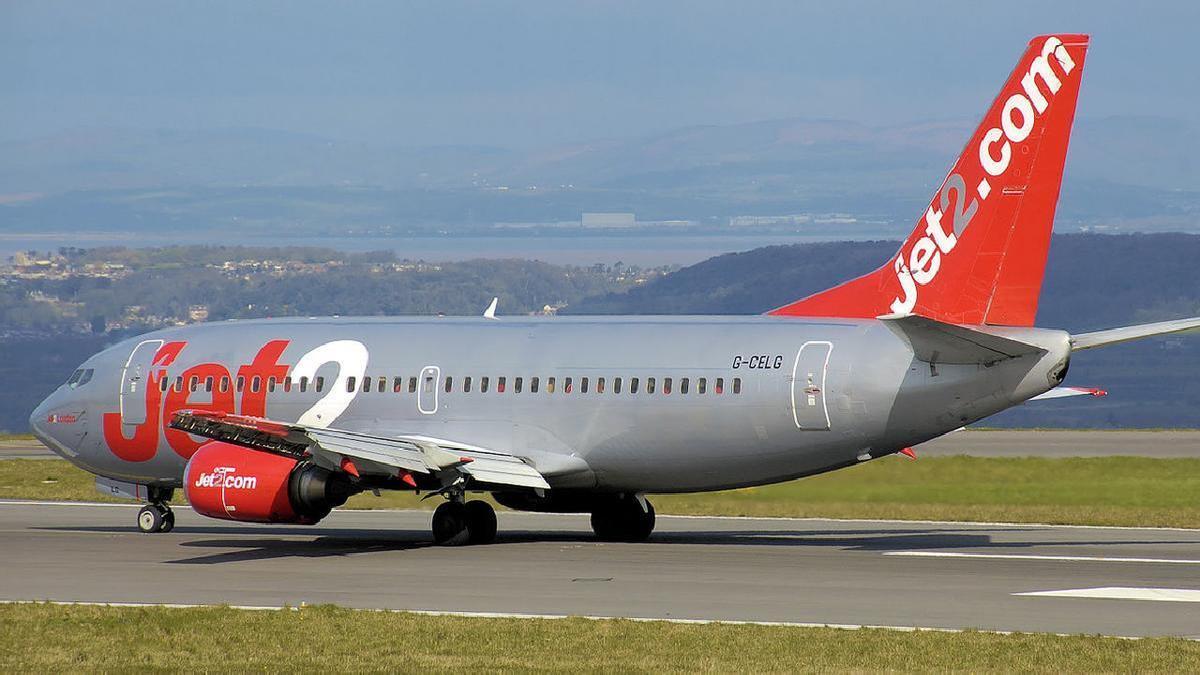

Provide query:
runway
left=3, top=501, right=1199, bottom=638
left=9, top=429, right=1200, bottom=461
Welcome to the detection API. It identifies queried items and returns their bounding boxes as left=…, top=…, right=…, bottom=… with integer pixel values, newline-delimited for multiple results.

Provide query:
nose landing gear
left=136, top=487, right=175, bottom=533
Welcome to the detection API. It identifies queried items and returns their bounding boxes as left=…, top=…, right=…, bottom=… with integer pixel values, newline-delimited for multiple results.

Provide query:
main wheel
left=158, top=507, right=175, bottom=533
left=465, top=500, right=498, bottom=545
left=591, top=497, right=655, bottom=542
left=137, top=504, right=164, bottom=534
left=431, top=501, right=470, bottom=546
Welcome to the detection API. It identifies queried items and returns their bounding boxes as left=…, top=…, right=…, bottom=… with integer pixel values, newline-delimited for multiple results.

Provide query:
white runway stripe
left=1015, top=587, right=1200, bottom=603
left=885, top=551, right=1200, bottom=565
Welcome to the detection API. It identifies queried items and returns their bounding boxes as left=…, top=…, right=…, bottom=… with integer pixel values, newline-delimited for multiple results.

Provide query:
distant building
left=188, top=305, right=210, bottom=322
left=582, top=212, right=636, bottom=228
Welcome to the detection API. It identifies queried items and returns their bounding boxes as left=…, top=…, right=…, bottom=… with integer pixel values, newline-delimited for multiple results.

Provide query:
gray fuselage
left=31, top=315, right=1070, bottom=495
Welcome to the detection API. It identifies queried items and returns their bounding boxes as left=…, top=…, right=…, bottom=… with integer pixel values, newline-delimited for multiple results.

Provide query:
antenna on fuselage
left=483, top=297, right=499, bottom=320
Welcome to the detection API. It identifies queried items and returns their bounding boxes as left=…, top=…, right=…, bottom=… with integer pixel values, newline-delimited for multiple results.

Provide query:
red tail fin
left=769, top=34, right=1089, bottom=326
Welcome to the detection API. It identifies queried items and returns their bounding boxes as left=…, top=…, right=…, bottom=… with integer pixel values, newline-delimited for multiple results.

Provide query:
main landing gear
left=591, top=494, right=655, bottom=542
left=137, top=487, right=175, bottom=534
left=431, top=493, right=497, bottom=546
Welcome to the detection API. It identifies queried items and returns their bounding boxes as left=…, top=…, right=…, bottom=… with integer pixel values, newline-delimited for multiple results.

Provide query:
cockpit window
left=66, top=368, right=94, bottom=388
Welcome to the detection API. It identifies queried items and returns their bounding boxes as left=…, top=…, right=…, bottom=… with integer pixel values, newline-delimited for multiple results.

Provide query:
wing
left=170, top=410, right=549, bottom=490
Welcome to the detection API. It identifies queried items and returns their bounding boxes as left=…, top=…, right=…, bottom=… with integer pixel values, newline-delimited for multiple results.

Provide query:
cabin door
left=791, top=341, right=832, bottom=430
left=120, top=339, right=163, bottom=426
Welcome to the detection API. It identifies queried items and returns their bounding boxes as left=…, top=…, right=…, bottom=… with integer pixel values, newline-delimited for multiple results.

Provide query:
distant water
left=0, top=231, right=896, bottom=266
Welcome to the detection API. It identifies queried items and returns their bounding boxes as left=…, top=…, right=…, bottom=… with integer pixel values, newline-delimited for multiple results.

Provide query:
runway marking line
left=1015, top=587, right=1200, bottom=603
left=886, top=551, right=1200, bottom=565
left=2, top=500, right=1199, bottom=533
left=0, top=600, right=1163, bottom=641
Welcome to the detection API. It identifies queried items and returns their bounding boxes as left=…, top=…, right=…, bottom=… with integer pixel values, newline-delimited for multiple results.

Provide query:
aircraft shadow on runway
left=34, top=524, right=1198, bottom=565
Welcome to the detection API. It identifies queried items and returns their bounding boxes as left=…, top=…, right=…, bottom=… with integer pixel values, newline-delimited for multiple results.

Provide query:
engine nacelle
left=184, top=441, right=355, bottom=524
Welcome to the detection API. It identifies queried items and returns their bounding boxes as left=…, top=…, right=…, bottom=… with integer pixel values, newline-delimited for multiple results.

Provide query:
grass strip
left=2, top=603, right=1198, bottom=672
left=2, top=456, right=1199, bottom=528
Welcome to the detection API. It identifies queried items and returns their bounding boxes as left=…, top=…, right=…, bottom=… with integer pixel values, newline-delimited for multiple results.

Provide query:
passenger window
left=159, top=375, right=169, bottom=392
left=236, top=375, right=245, bottom=392
left=378, top=376, right=387, bottom=393
left=283, top=376, right=292, bottom=393
left=699, top=377, right=707, bottom=394
left=630, top=377, right=639, bottom=394
left=267, top=376, right=276, bottom=393
left=346, top=376, right=357, bottom=393
left=175, top=376, right=184, bottom=393
left=514, top=377, right=523, bottom=393
left=647, top=377, right=656, bottom=394
left=299, top=376, right=309, bottom=393
left=464, top=376, right=472, bottom=393
left=563, top=377, right=572, bottom=394
left=189, top=376, right=199, bottom=392
left=362, top=376, right=371, bottom=393
left=423, top=376, right=434, bottom=394
left=680, top=377, right=689, bottom=394
left=251, top=376, right=261, bottom=393
left=445, top=376, right=453, bottom=393
left=733, top=377, right=742, bottom=394
left=531, top=377, right=539, bottom=393
left=409, top=377, right=418, bottom=394
left=498, top=376, right=507, bottom=393
left=205, top=376, right=214, bottom=393
left=315, top=376, right=324, bottom=392
left=597, top=377, right=605, bottom=394
left=613, top=377, right=621, bottom=394
left=546, top=377, right=555, bottom=393
left=580, top=377, right=588, bottom=393
left=220, top=376, right=230, bottom=393
left=715, top=377, right=724, bottom=394
left=481, top=376, right=489, bottom=393
left=664, top=377, right=672, bottom=395
left=393, top=377, right=404, bottom=393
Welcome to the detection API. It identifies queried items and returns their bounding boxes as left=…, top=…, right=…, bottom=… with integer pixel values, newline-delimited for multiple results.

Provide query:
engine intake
left=184, top=441, right=356, bottom=524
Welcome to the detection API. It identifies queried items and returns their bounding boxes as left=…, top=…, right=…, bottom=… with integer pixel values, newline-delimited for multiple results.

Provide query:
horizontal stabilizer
left=1071, top=317, right=1200, bottom=351
left=1028, top=386, right=1107, bottom=401
left=880, top=313, right=1046, bottom=365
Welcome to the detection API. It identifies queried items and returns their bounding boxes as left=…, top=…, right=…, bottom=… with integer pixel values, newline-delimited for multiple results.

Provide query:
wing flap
left=170, top=411, right=550, bottom=490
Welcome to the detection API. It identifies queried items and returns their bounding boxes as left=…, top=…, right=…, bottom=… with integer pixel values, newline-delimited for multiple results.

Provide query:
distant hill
left=2, top=116, right=1197, bottom=234
left=568, top=233, right=1200, bottom=428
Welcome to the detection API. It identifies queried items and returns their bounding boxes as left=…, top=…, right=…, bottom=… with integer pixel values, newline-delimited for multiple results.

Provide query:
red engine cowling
left=183, top=441, right=354, bottom=524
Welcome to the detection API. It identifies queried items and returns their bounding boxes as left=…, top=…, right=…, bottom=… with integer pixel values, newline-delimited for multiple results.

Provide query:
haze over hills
left=1, top=115, right=1197, bottom=236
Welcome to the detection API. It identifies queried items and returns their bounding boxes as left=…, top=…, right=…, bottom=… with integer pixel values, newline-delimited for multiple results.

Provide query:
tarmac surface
left=9, top=429, right=1200, bottom=460
left=3, top=501, right=1200, bottom=638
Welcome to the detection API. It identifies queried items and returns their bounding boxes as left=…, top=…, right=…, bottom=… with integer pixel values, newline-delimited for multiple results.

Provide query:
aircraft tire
left=432, top=501, right=470, bottom=546
left=591, top=497, right=655, bottom=542
left=465, top=500, right=498, bottom=545
left=158, top=507, right=175, bottom=533
left=137, top=504, right=164, bottom=534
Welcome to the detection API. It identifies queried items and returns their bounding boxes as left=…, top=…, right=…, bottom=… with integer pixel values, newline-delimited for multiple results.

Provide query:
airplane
left=29, top=34, right=1200, bottom=545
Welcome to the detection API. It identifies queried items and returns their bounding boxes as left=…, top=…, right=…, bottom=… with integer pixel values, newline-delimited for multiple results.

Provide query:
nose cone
left=29, top=390, right=87, bottom=459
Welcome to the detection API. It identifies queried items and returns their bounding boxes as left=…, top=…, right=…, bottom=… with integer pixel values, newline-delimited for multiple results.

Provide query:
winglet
left=483, top=297, right=499, bottom=320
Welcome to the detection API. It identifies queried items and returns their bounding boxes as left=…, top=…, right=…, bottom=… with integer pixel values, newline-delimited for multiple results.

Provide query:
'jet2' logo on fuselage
left=890, top=36, right=1077, bottom=315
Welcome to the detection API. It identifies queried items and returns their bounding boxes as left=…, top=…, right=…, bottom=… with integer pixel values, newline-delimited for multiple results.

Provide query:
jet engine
left=183, top=441, right=355, bottom=524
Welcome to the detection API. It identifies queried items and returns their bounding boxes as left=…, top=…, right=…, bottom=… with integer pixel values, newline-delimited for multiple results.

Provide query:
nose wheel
left=137, top=503, right=174, bottom=534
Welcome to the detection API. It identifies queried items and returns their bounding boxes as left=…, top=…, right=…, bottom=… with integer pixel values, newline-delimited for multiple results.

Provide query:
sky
left=2, top=0, right=1197, bottom=147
